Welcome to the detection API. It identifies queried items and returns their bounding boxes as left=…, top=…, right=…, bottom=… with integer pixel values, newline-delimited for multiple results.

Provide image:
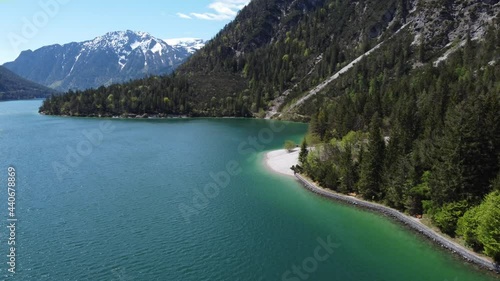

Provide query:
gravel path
left=294, top=174, right=500, bottom=273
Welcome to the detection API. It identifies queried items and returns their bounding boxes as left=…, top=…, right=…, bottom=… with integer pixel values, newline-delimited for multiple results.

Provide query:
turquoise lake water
left=0, top=100, right=497, bottom=281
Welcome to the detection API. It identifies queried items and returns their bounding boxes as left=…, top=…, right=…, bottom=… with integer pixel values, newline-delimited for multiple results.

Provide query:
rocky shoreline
left=294, top=173, right=500, bottom=274
left=39, top=112, right=190, bottom=119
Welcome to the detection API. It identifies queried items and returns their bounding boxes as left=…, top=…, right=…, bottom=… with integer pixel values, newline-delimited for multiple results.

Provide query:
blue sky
left=0, top=0, right=249, bottom=64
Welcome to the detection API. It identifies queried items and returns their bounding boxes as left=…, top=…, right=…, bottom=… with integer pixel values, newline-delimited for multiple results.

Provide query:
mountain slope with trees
left=297, top=29, right=500, bottom=262
left=40, top=0, right=498, bottom=117
left=0, top=66, right=56, bottom=101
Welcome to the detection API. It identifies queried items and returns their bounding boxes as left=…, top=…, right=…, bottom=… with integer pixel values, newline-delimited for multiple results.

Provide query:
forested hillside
left=297, top=29, right=500, bottom=261
left=0, top=66, right=56, bottom=101
left=42, top=0, right=500, bottom=118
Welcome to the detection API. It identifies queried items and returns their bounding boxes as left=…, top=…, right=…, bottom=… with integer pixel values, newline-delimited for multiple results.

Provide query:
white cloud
left=177, top=13, right=193, bottom=19
left=178, top=0, right=250, bottom=21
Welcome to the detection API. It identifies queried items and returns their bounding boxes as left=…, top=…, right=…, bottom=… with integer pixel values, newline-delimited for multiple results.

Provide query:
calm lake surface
left=0, top=100, right=497, bottom=281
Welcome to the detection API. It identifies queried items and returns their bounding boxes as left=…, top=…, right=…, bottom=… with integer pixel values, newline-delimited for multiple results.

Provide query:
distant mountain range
left=3, top=31, right=205, bottom=92
left=0, top=66, right=56, bottom=101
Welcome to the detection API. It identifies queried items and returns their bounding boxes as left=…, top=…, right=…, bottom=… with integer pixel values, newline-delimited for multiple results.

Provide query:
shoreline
left=38, top=112, right=309, bottom=124
left=263, top=148, right=300, bottom=177
left=264, top=149, right=500, bottom=274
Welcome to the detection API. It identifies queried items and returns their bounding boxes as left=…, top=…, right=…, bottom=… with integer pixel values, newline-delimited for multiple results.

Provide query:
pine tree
left=339, top=144, right=358, bottom=194
left=358, top=112, right=385, bottom=200
left=418, top=35, right=425, bottom=63
left=299, top=138, right=309, bottom=165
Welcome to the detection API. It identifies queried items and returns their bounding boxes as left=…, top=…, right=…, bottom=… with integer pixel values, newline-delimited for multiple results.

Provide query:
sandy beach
left=264, top=148, right=299, bottom=177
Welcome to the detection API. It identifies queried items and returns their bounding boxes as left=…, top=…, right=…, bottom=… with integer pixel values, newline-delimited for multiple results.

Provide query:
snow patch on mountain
left=79, top=30, right=174, bottom=69
left=4, top=30, right=197, bottom=91
left=165, top=38, right=206, bottom=54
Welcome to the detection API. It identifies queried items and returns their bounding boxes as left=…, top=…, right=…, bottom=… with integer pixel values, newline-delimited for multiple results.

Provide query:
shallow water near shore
left=0, top=100, right=497, bottom=280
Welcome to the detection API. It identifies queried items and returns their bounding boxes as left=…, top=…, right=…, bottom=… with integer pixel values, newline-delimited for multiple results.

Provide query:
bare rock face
left=410, top=0, right=499, bottom=48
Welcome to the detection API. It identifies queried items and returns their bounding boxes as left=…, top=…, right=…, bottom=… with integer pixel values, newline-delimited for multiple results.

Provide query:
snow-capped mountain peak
left=164, top=38, right=206, bottom=54
left=83, top=30, right=170, bottom=57
left=4, top=30, right=198, bottom=91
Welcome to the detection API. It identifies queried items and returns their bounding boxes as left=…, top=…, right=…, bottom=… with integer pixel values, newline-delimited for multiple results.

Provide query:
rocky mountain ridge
left=3, top=31, right=205, bottom=92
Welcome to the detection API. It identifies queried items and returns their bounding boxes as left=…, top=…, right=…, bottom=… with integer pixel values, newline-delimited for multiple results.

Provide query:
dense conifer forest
left=298, top=29, right=500, bottom=261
